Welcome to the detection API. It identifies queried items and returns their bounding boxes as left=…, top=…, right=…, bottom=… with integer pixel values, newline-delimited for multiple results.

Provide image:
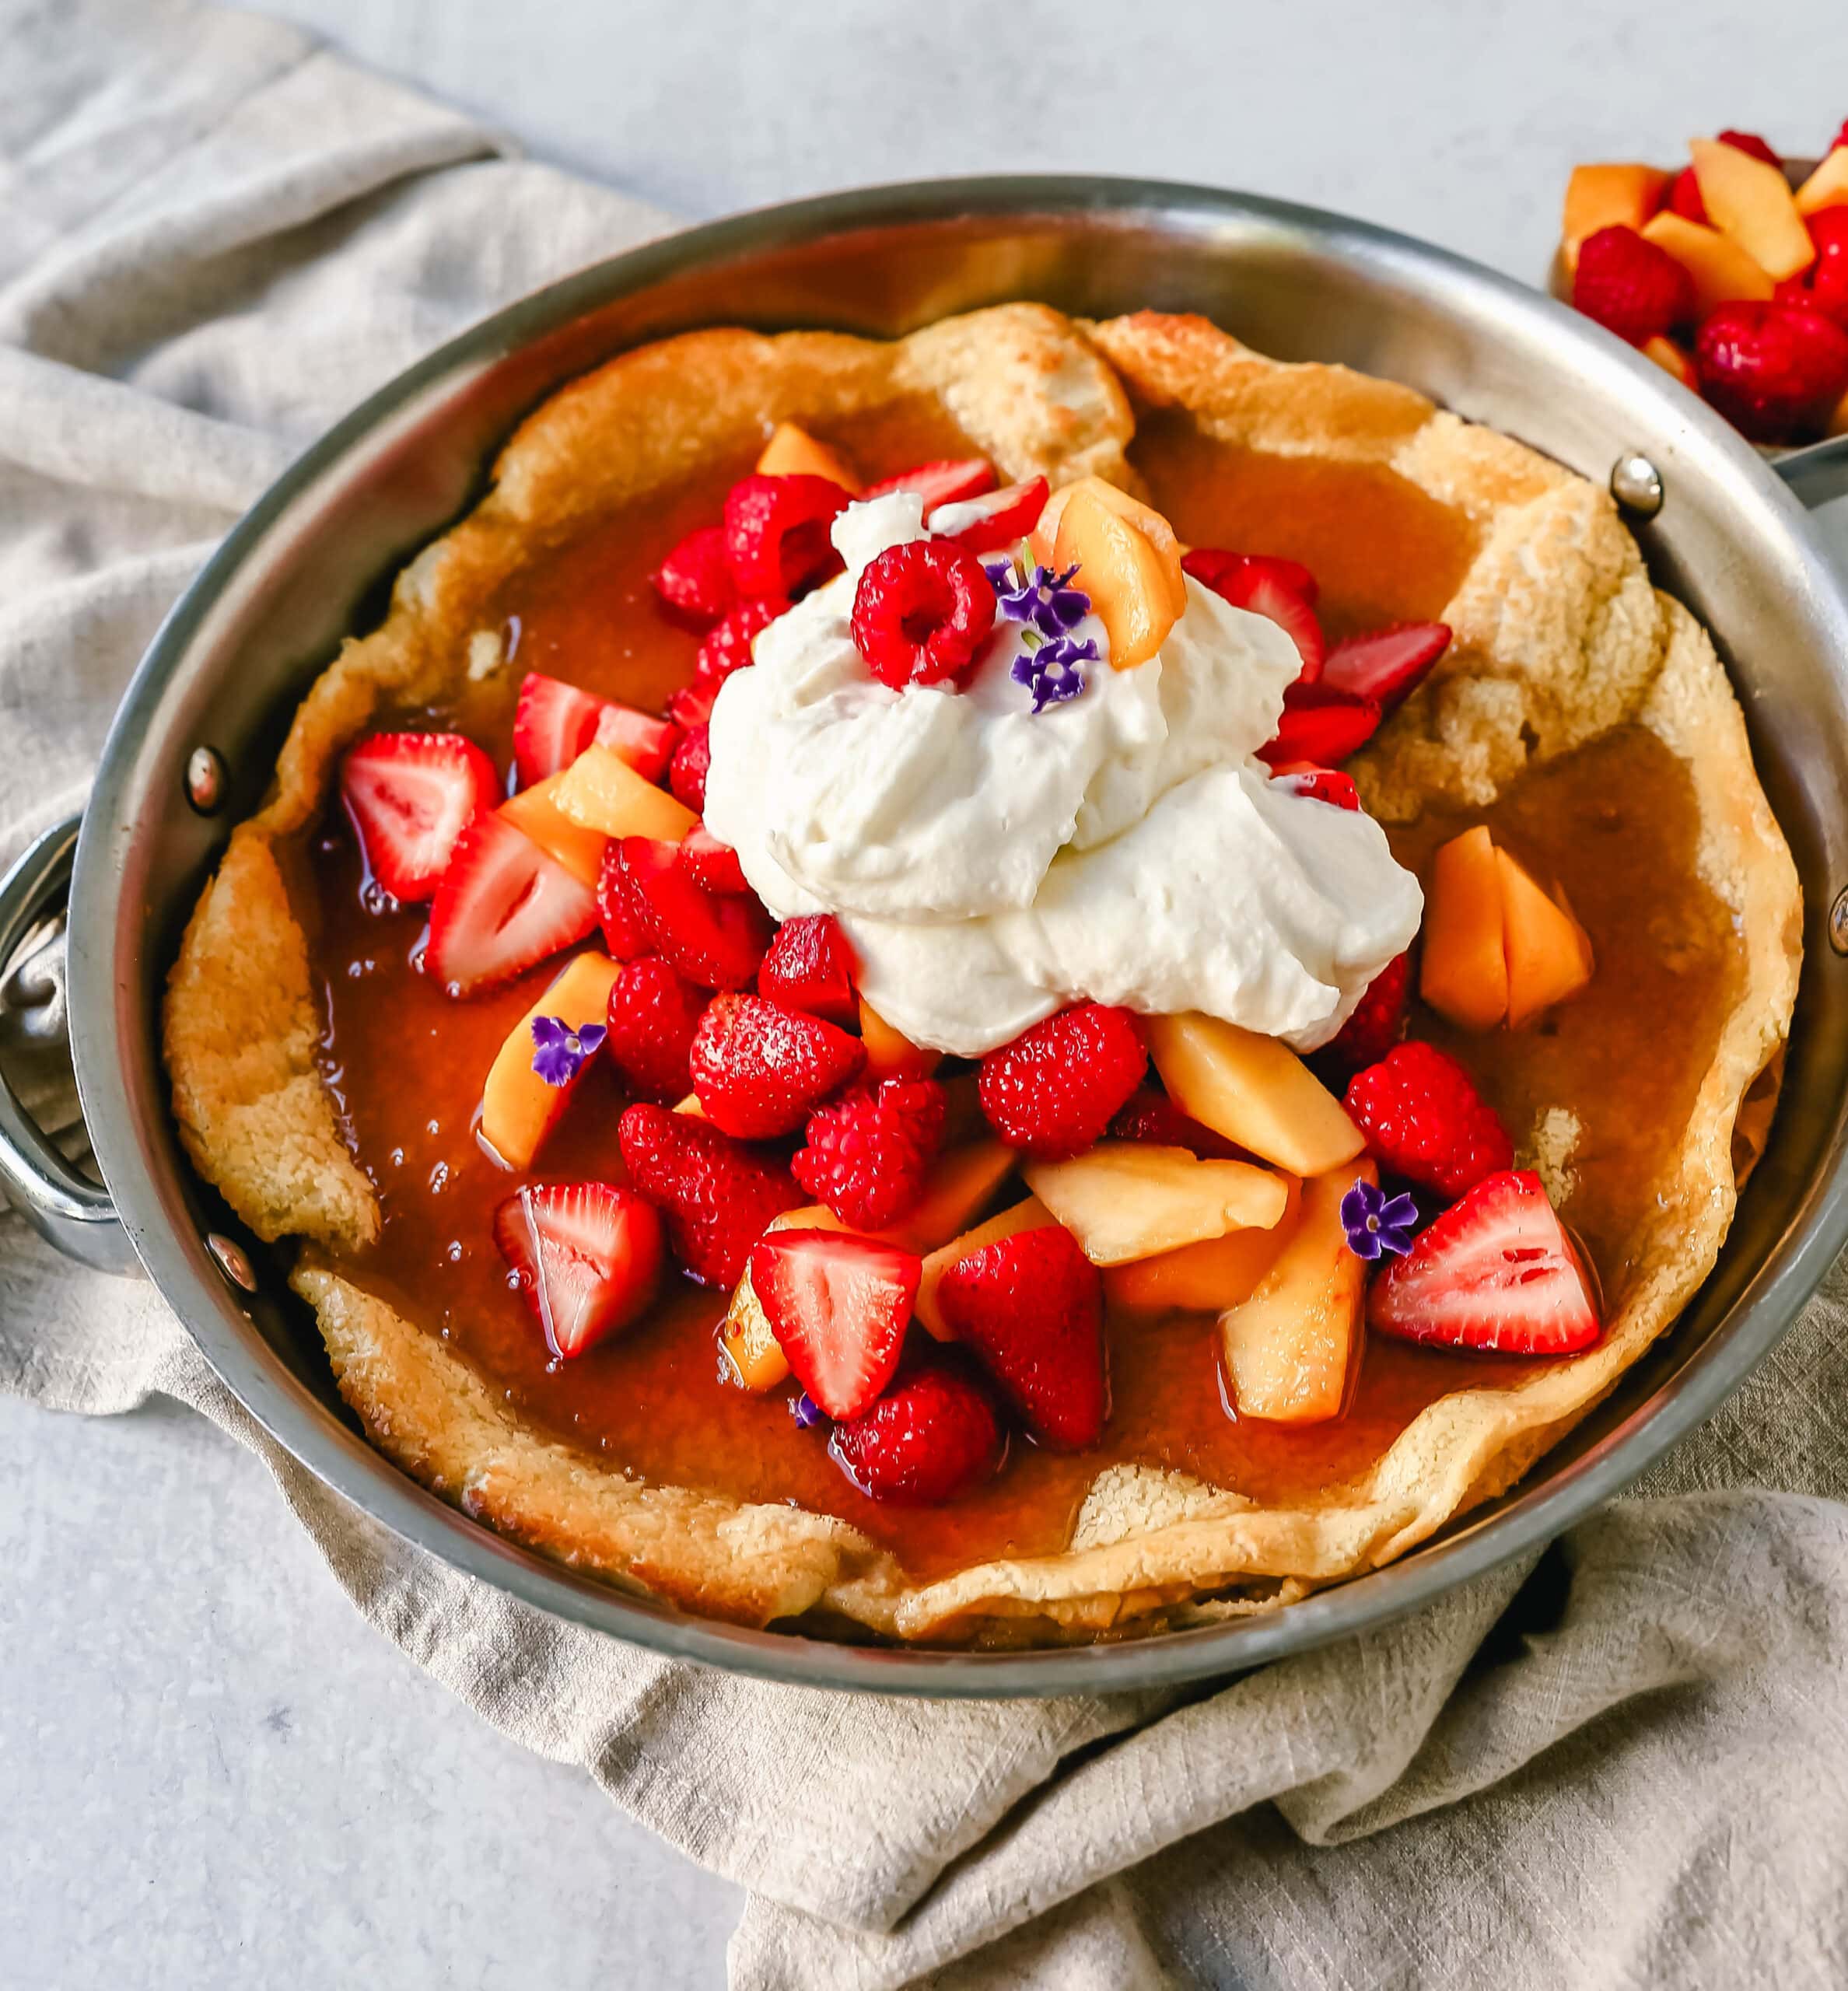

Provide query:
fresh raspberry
left=1666, top=131, right=1782, bottom=226
left=830, top=1361, right=1003, bottom=1506
left=695, top=595, right=789, bottom=686
left=669, top=723, right=710, bottom=813
left=758, top=912, right=858, bottom=1027
left=1343, top=1041, right=1514, bottom=1201
left=1573, top=226, right=1696, bottom=343
left=792, top=1078, right=947, bottom=1230
left=723, top=474, right=849, bottom=597
left=617, top=1102, right=801, bottom=1287
left=850, top=541, right=997, bottom=690
left=1317, top=953, right=1412, bottom=1078
left=1694, top=300, right=1848, bottom=442
left=688, top=992, right=866, bottom=1139
left=1806, top=208, right=1848, bottom=331
left=1106, top=1086, right=1248, bottom=1160
left=651, top=525, right=737, bottom=627
left=604, top=956, right=705, bottom=1104
left=977, top=1002, right=1147, bottom=1160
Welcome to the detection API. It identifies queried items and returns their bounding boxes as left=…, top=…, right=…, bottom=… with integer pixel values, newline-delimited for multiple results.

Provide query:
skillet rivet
left=1609, top=453, right=1664, bottom=516
left=186, top=746, right=226, bottom=814
left=206, top=1231, right=257, bottom=1293
left=1831, top=888, right=1848, bottom=958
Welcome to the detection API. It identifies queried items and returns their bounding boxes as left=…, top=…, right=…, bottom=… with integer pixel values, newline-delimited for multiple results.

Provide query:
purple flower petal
left=1342, top=1177, right=1416, bottom=1260
left=530, top=1015, right=605, bottom=1089
left=789, top=1390, right=827, bottom=1430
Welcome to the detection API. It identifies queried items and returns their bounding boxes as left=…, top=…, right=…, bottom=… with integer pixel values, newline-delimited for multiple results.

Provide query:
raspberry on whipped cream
left=702, top=492, right=1423, bottom=1059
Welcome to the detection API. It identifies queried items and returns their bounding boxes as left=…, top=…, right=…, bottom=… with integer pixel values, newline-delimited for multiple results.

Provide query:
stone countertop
left=11, top=2, right=1846, bottom=1984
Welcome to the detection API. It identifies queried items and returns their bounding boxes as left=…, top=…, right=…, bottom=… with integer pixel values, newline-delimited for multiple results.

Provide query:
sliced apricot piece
left=756, top=422, right=859, bottom=492
left=1419, top=825, right=1510, bottom=1033
left=1688, top=138, right=1815, bottom=282
left=1219, top=1160, right=1372, bottom=1425
left=859, top=996, right=941, bottom=1081
left=1561, top=163, right=1671, bottom=269
left=1145, top=1013, right=1365, bottom=1177
left=1794, top=149, right=1848, bottom=218
left=1020, top=1142, right=1288, bottom=1266
left=549, top=744, right=697, bottom=844
left=1641, top=211, right=1774, bottom=315
left=1497, top=847, right=1594, bottom=1027
left=1640, top=335, right=1696, bottom=390
left=479, top=950, right=623, bottom=1170
left=885, top=1139, right=1018, bottom=1256
left=1033, top=478, right=1188, bottom=618
left=915, top=1195, right=1058, bottom=1340
left=1051, top=488, right=1183, bottom=669
left=499, top=775, right=610, bottom=888
left=1104, top=1174, right=1303, bottom=1314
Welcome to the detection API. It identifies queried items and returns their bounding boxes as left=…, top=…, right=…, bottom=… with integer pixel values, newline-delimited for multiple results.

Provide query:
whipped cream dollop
left=703, top=493, right=1422, bottom=1058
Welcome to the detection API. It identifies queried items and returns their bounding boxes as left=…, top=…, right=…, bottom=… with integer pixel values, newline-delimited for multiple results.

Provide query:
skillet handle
left=0, top=814, right=141, bottom=1275
left=1776, top=432, right=1848, bottom=515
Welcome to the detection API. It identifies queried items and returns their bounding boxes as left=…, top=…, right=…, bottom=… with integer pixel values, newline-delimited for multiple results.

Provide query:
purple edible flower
left=1010, top=632, right=1097, bottom=712
left=985, top=558, right=1091, bottom=638
left=789, top=1390, right=827, bottom=1430
left=530, top=1014, right=607, bottom=1088
left=1341, top=1178, right=1419, bottom=1261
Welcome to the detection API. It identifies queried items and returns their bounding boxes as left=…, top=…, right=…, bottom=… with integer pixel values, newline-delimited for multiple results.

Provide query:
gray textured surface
left=12, top=3, right=1847, bottom=1986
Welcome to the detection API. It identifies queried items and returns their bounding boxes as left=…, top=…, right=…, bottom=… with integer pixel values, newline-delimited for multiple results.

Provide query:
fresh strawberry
left=927, top=476, right=1049, bottom=553
left=851, top=540, right=997, bottom=689
left=723, top=474, right=849, bottom=597
left=860, top=457, right=996, bottom=510
left=1694, top=300, right=1848, bottom=442
left=678, top=826, right=748, bottom=895
left=1181, top=547, right=1320, bottom=608
left=651, top=524, right=737, bottom=627
left=1317, top=954, right=1412, bottom=1078
left=1666, top=131, right=1783, bottom=227
left=1344, top=1041, right=1514, bottom=1199
left=666, top=676, right=719, bottom=731
left=1806, top=207, right=1848, bottom=331
left=595, top=840, right=652, bottom=959
left=1257, top=683, right=1383, bottom=768
left=978, top=1002, right=1147, bottom=1160
left=1105, top=1086, right=1248, bottom=1161
left=751, top=1228, right=922, bottom=1419
left=593, top=702, right=679, bottom=783
left=425, top=813, right=597, bottom=996
left=617, top=1102, right=801, bottom=1286
left=1192, top=562, right=1325, bottom=681
left=492, top=1181, right=665, bottom=1358
left=688, top=992, right=866, bottom=1139
left=669, top=724, right=711, bottom=814
left=1269, top=765, right=1361, bottom=810
left=617, top=835, right=772, bottom=989
left=1321, top=621, right=1451, bottom=711
left=513, top=671, right=607, bottom=789
left=694, top=594, right=789, bottom=688
left=830, top=1362, right=1003, bottom=1504
left=936, top=1223, right=1106, bottom=1449
left=758, top=913, right=857, bottom=1026
left=339, top=731, right=499, bottom=903
left=1573, top=225, right=1696, bottom=344
left=1367, top=1169, right=1601, bottom=1355
left=792, top=1078, right=947, bottom=1229
left=604, top=956, right=704, bottom=1104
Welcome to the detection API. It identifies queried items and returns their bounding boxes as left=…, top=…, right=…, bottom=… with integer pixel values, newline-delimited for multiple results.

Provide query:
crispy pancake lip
left=164, top=306, right=1801, bottom=1646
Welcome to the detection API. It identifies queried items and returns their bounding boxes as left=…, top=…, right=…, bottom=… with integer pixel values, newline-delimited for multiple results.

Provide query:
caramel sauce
left=301, top=409, right=1741, bottom=1587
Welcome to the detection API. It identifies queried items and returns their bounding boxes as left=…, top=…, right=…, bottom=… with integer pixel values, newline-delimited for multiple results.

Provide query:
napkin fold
left=4, top=6, right=1846, bottom=1986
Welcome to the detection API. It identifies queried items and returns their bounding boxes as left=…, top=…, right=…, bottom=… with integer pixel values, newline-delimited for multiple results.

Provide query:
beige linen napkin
left=4, top=5, right=1846, bottom=1985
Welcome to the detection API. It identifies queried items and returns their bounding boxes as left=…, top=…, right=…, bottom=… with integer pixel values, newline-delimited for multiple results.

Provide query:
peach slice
left=1829, top=383, right=1848, bottom=441
left=1640, top=335, right=1696, bottom=390
left=884, top=1139, right=1019, bottom=1256
left=719, top=1205, right=849, bottom=1390
left=672, top=1091, right=708, bottom=1118
left=756, top=422, right=859, bottom=492
left=478, top=950, right=623, bottom=1170
left=1560, top=163, right=1672, bottom=270
left=1419, top=825, right=1510, bottom=1032
left=1218, top=1160, right=1373, bottom=1425
left=1497, top=847, right=1594, bottom=1027
left=1145, top=1013, right=1366, bottom=1177
left=915, top=1195, right=1059, bottom=1339
left=858, top=997, right=941, bottom=1081
left=1794, top=149, right=1848, bottom=219
left=1033, top=478, right=1188, bottom=618
left=1049, top=487, right=1184, bottom=669
left=1641, top=211, right=1774, bottom=315
left=1020, top=1142, right=1288, bottom=1266
left=1688, top=138, right=1815, bottom=283
left=499, top=775, right=610, bottom=888
left=549, top=744, right=697, bottom=844
left=1103, top=1174, right=1304, bottom=1314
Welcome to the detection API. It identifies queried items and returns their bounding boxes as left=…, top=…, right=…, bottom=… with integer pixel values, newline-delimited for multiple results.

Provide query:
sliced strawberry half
left=830, top=1362, right=1003, bottom=1506
left=618, top=1102, right=801, bottom=1286
left=618, top=835, right=772, bottom=989
left=425, top=813, right=597, bottom=996
left=340, top=731, right=499, bottom=904
left=936, top=1223, right=1107, bottom=1449
left=926, top=476, right=1049, bottom=552
left=678, top=826, right=748, bottom=896
left=859, top=457, right=996, bottom=511
left=758, top=913, right=857, bottom=1026
left=492, top=1181, right=665, bottom=1358
left=513, top=671, right=608, bottom=789
left=593, top=702, right=679, bottom=783
left=1200, top=565, right=1325, bottom=681
left=1257, top=683, right=1383, bottom=769
left=1367, top=1169, right=1601, bottom=1356
left=750, top=1228, right=922, bottom=1421
left=1182, top=547, right=1321, bottom=608
left=1321, top=621, right=1451, bottom=711
left=1316, top=952, right=1411, bottom=1078
left=688, top=992, right=866, bottom=1139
